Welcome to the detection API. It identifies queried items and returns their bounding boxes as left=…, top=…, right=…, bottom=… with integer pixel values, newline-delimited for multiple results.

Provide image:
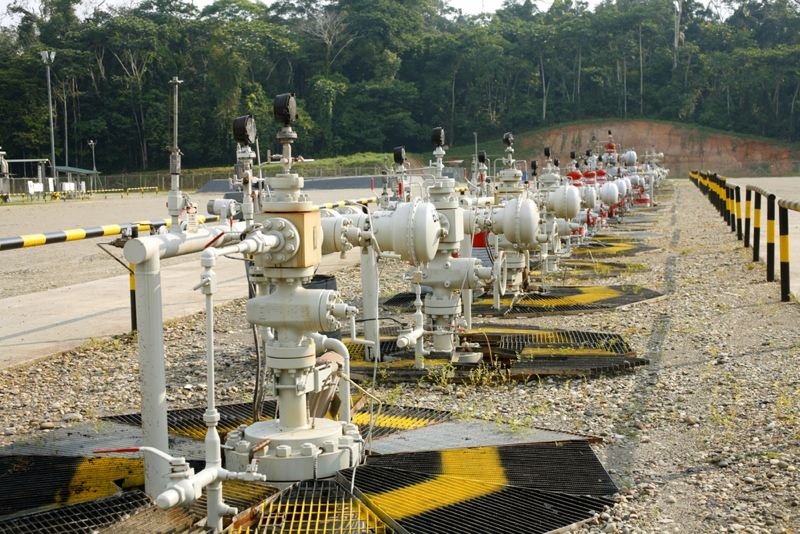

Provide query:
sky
left=0, top=0, right=530, bottom=27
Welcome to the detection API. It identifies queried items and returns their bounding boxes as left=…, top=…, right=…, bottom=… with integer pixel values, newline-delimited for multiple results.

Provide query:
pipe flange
left=261, top=217, right=300, bottom=264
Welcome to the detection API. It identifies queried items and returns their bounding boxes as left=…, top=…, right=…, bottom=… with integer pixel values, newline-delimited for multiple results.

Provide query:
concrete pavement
left=0, top=248, right=360, bottom=369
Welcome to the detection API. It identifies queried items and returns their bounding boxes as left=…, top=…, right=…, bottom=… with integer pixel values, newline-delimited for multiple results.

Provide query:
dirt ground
left=515, top=120, right=800, bottom=177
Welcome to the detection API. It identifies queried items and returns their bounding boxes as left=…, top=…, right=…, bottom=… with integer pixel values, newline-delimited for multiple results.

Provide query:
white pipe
left=360, top=246, right=380, bottom=362
left=123, top=222, right=247, bottom=498
left=132, top=254, right=169, bottom=497
left=460, top=229, right=474, bottom=329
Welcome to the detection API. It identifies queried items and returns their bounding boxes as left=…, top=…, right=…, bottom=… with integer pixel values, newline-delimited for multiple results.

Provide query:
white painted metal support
left=360, top=246, right=380, bottom=362
left=132, top=255, right=169, bottom=497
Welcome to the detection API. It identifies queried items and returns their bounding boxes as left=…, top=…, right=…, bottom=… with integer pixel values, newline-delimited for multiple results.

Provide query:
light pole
left=41, top=51, right=57, bottom=184
left=88, top=139, right=97, bottom=191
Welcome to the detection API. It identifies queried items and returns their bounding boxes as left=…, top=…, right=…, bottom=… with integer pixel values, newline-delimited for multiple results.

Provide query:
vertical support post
left=735, top=186, right=742, bottom=240
left=767, top=194, right=776, bottom=282
left=133, top=255, right=170, bottom=498
left=361, top=246, right=380, bottom=363
left=779, top=205, right=790, bottom=302
left=129, top=226, right=138, bottom=332
left=753, top=193, right=762, bottom=262
left=744, top=189, right=751, bottom=248
left=728, top=187, right=736, bottom=232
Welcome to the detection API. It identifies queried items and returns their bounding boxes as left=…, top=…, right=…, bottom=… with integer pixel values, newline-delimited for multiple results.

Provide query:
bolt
left=286, top=231, right=295, bottom=239
left=286, top=244, right=296, bottom=253
left=277, top=220, right=286, bottom=230
left=264, top=220, right=272, bottom=229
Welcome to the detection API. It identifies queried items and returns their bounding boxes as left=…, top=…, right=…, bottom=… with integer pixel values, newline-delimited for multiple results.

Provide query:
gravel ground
left=1, top=179, right=799, bottom=533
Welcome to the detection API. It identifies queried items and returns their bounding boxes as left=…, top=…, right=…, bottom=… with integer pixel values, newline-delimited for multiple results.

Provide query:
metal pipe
left=309, top=332, right=352, bottom=423
left=132, top=253, right=169, bottom=497
left=360, top=246, right=380, bottom=362
left=123, top=223, right=245, bottom=498
left=44, top=56, right=57, bottom=181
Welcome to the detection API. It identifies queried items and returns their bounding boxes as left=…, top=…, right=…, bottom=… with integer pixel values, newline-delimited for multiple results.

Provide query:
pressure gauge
left=232, top=115, right=257, bottom=147
left=393, top=146, right=406, bottom=165
left=431, top=127, right=445, bottom=148
left=502, top=132, right=514, bottom=147
left=478, top=151, right=487, bottom=164
left=273, top=93, right=297, bottom=126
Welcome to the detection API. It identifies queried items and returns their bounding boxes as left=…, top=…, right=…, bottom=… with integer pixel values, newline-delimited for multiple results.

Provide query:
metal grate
left=360, top=441, right=617, bottom=496
left=530, top=259, right=649, bottom=279
left=340, top=441, right=616, bottom=534
left=104, top=403, right=450, bottom=444
left=508, top=356, right=649, bottom=378
left=225, top=479, right=392, bottom=533
left=464, top=324, right=633, bottom=356
left=472, top=285, right=663, bottom=317
left=104, top=401, right=277, bottom=441
left=353, top=405, right=451, bottom=440
left=0, top=455, right=143, bottom=517
left=0, top=490, right=151, bottom=534
left=572, top=239, right=657, bottom=257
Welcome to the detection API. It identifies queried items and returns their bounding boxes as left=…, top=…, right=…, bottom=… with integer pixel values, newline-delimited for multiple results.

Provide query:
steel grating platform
left=0, top=490, right=153, bottom=534
left=471, top=285, right=663, bottom=317
left=1, top=422, right=617, bottom=533
left=0, top=455, right=143, bottom=516
left=338, top=441, right=616, bottom=534
left=572, top=238, right=658, bottom=257
left=344, top=324, right=646, bottom=382
left=103, top=403, right=452, bottom=443
left=225, top=479, right=392, bottom=533
left=530, top=259, right=649, bottom=280
left=384, top=285, right=662, bottom=317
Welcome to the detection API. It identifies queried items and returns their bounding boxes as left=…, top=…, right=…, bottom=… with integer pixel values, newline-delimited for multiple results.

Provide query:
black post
left=753, top=193, right=762, bottom=262
left=767, top=194, right=776, bottom=282
left=744, top=189, right=751, bottom=248
left=129, top=226, right=138, bottom=332
left=779, top=206, right=790, bottom=302
left=735, top=186, right=743, bottom=240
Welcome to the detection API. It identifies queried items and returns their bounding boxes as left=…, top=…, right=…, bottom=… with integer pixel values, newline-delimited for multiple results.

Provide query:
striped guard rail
left=0, top=215, right=221, bottom=252
left=777, top=198, right=800, bottom=302
left=318, top=196, right=378, bottom=210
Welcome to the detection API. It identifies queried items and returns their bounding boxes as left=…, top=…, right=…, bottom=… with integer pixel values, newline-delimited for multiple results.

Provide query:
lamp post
left=41, top=51, right=57, bottom=183
left=88, top=140, right=97, bottom=191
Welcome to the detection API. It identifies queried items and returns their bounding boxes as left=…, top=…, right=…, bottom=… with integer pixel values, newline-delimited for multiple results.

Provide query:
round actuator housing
left=371, top=199, right=442, bottom=264
left=548, top=184, right=581, bottom=219
left=621, top=150, right=638, bottom=166
left=599, top=182, right=619, bottom=205
left=493, top=197, right=540, bottom=247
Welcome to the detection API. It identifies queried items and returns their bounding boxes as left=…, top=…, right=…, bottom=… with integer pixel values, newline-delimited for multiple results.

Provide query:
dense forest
left=1, top=0, right=799, bottom=172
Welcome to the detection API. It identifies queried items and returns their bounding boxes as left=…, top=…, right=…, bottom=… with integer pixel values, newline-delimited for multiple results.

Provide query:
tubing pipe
left=309, top=332, right=352, bottom=423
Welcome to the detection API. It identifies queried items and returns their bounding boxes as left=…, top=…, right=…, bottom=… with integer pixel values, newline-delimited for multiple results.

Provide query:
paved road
left=0, top=187, right=373, bottom=369
left=0, top=249, right=360, bottom=369
left=727, top=177, right=800, bottom=297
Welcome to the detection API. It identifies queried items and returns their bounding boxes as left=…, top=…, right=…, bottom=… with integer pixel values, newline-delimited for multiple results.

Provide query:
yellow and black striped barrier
left=767, top=193, right=776, bottom=282
left=317, top=196, right=378, bottom=210
left=734, top=185, right=743, bottom=240
left=0, top=215, right=221, bottom=252
left=744, top=188, right=752, bottom=248
left=777, top=199, right=799, bottom=302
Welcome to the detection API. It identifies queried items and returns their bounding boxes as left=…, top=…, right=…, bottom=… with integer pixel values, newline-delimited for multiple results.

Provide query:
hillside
left=449, top=120, right=800, bottom=177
